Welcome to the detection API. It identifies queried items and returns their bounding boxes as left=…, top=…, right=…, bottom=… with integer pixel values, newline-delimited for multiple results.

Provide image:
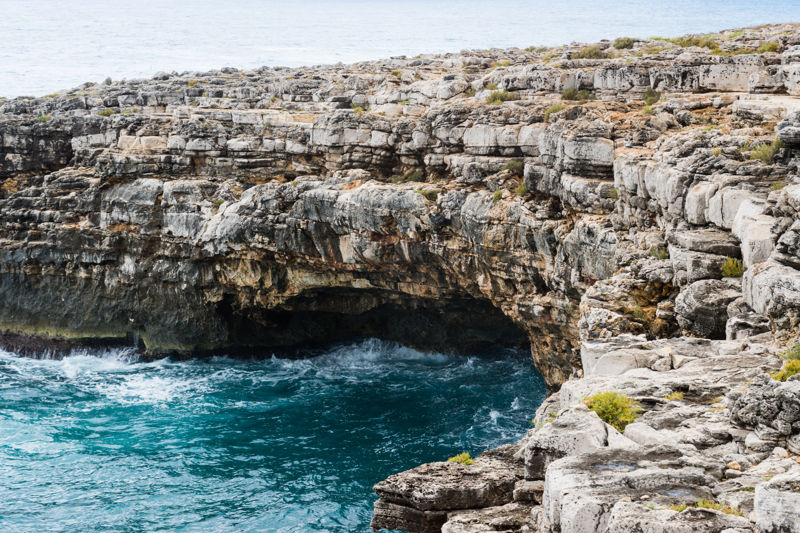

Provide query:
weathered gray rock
left=675, top=279, right=742, bottom=339
left=754, top=472, right=800, bottom=533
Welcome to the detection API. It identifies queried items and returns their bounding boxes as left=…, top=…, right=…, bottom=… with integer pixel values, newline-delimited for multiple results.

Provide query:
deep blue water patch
left=0, top=339, right=545, bottom=532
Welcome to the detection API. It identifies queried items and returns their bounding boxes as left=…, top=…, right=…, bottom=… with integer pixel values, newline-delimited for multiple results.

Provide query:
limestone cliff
left=3, top=23, right=800, bottom=531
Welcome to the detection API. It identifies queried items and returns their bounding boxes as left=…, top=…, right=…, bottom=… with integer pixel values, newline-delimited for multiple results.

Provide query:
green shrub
left=631, top=305, right=648, bottom=321
left=351, top=105, right=365, bottom=115
left=749, top=138, right=783, bottom=164
left=212, top=198, right=225, bottom=210
left=391, top=69, right=402, bottom=78
left=561, top=88, right=593, bottom=101
left=772, top=360, right=800, bottom=382
left=494, top=60, right=511, bottom=68
left=721, top=257, right=743, bottom=277
left=712, top=147, right=723, bottom=157
left=635, top=45, right=669, bottom=56
left=757, top=42, right=779, bottom=53
left=650, top=246, right=669, bottom=260
left=415, top=188, right=441, bottom=202
left=447, top=452, right=474, bottom=465
left=407, top=169, right=424, bottom=182
left=492, top=189, right=503, bottom=202
left=503, top=160, right=524, bottom=176
left=695, top=499, right=742, bottom=516
left=487, top=90, right=515, bottom=105
left=771, top=180, right=787, bottom=191
left=515, top=181, right=528, bottom=196
left=543, top=103, right=566, bottom=122
left=36, top=115, right=51, bottom=122
left=664, top=391, right=684, bottom=401
left=572, top=45, right=608, bottom=59
left=187, top=79, right=199, bottom=87
left=485, top=82, right=499, bottom=91
left=613, top=37, right=635, bottom=49
left=97, top=109, right=115, bottom=117
left=644, top=87, right=661, bottom=105
left=464, top=88, right=476, bottom=97
left=780, top=342, right=800, bottom=361
left=670, top=36, right=720, bottom=51
left=584, top=391, right=641, bottom=432
left=607, top=187, right=619, bottom=200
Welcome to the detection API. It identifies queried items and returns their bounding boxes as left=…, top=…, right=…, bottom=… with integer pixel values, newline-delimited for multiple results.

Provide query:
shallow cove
left=0, top=339, right=545, bottom=532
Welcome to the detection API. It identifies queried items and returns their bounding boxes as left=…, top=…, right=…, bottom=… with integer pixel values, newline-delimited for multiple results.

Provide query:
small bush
left=572, top=45, right=608, bottom=59
left=607, top=187, right=619, bottom=200
left=664, top=391, right=684, bottom=401
left=494, top=60, right=511, bottom=68
left=487, top=90, right=515, bottom=105
left=464, top=88, right=476, bottom=97
left=650, top=246, right=669, bottom=260
left=561, top=88, right=593, bottom=101
left=415, top=189, right=441, bottom=202
left=485, top=82, right=499, bottom=91
left=780, top=342, right=800, bottom=361
left=391, top=69, right=402, bottom=78
left=492, top=189, right=503, bottom=202
left=584, top=391, right=641, bottom=432
left=772, top=360, right=800, bottom=382
left=712, top=147, right=723, bottom=157
left=644, top=87, right=661, bottom=105
left=669, top=499, right=741, bottom=516
left=643, top=104, right=654, bottom=115
left=613, top=37, right=635, bottom=49
left=187, top=79, right=199, bottom=87
left=36, top=115, right=51, bottom=122
left=407, top=169, right=424, bottom=182
left=757, top=42, right=780, bottom=53
left=544, top=103, right=566, bottom=122
left=503, top=160, right=524, bottom=176
left=749, top=138, right=783, bottom=164
left=721, top=257, right=744, bottom=277
left=97, top=109, right=115, bottom=117
left=447, top=452, right=474, bottom=465
left=631, top=305, right=647, bottom=321
left=352, top=105, right=365, bottom=115
left=670, top=36, right=720, bottom=51
left=695, top=499, right=742, bottom=516
left=771, top=180, right=787, bottom=191
left=515, top=181, right=528, bottom=196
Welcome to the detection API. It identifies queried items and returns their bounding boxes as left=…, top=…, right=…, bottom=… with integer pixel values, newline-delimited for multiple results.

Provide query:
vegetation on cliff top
left=584, top=391, right=641, bottom=432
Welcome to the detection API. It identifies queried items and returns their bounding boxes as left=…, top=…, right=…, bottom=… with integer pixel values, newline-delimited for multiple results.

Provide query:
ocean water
left=2, top=0, right=800, bottom=98
left=0, top=339, right=546, bottom=532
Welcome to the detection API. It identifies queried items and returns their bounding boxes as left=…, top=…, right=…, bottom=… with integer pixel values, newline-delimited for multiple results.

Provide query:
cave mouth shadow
left=215, top=287, right=530, bottom=360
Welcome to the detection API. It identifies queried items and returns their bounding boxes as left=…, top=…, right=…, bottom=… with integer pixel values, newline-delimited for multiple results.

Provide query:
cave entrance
left=220, top=288, right=529, bottom=357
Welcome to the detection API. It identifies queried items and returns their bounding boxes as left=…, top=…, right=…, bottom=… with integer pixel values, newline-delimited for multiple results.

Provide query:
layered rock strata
left=2, top=23, right=800, bottom=531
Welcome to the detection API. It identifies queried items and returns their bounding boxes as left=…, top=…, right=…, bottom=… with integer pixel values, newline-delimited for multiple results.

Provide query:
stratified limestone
left=2, top=23, right=800, bottom=532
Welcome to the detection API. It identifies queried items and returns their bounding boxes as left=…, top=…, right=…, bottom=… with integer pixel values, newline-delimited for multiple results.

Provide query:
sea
left=2, top=0, right=800, bottom=98
left=0, top=340, right=546, bottom=532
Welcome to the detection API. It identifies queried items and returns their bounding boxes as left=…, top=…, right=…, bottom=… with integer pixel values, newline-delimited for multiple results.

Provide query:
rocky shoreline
left=2, top=23, right=800, bottom=532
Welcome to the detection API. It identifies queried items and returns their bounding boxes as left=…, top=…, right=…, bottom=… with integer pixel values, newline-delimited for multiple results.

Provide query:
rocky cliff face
left=3, top=23, right=800, bottom=531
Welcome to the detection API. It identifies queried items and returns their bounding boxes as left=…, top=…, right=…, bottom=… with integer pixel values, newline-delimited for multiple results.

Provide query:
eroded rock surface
left=1, top=22, right=800, bottom=532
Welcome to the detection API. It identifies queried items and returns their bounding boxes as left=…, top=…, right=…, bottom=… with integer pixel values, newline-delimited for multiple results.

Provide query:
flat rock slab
left=372, top=445, right=523, bottom=532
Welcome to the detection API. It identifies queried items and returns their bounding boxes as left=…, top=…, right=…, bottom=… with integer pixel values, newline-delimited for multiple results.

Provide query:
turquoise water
left=0, top=339, right=545, bottom=532
left=2, top=0, right=800, bottom=97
